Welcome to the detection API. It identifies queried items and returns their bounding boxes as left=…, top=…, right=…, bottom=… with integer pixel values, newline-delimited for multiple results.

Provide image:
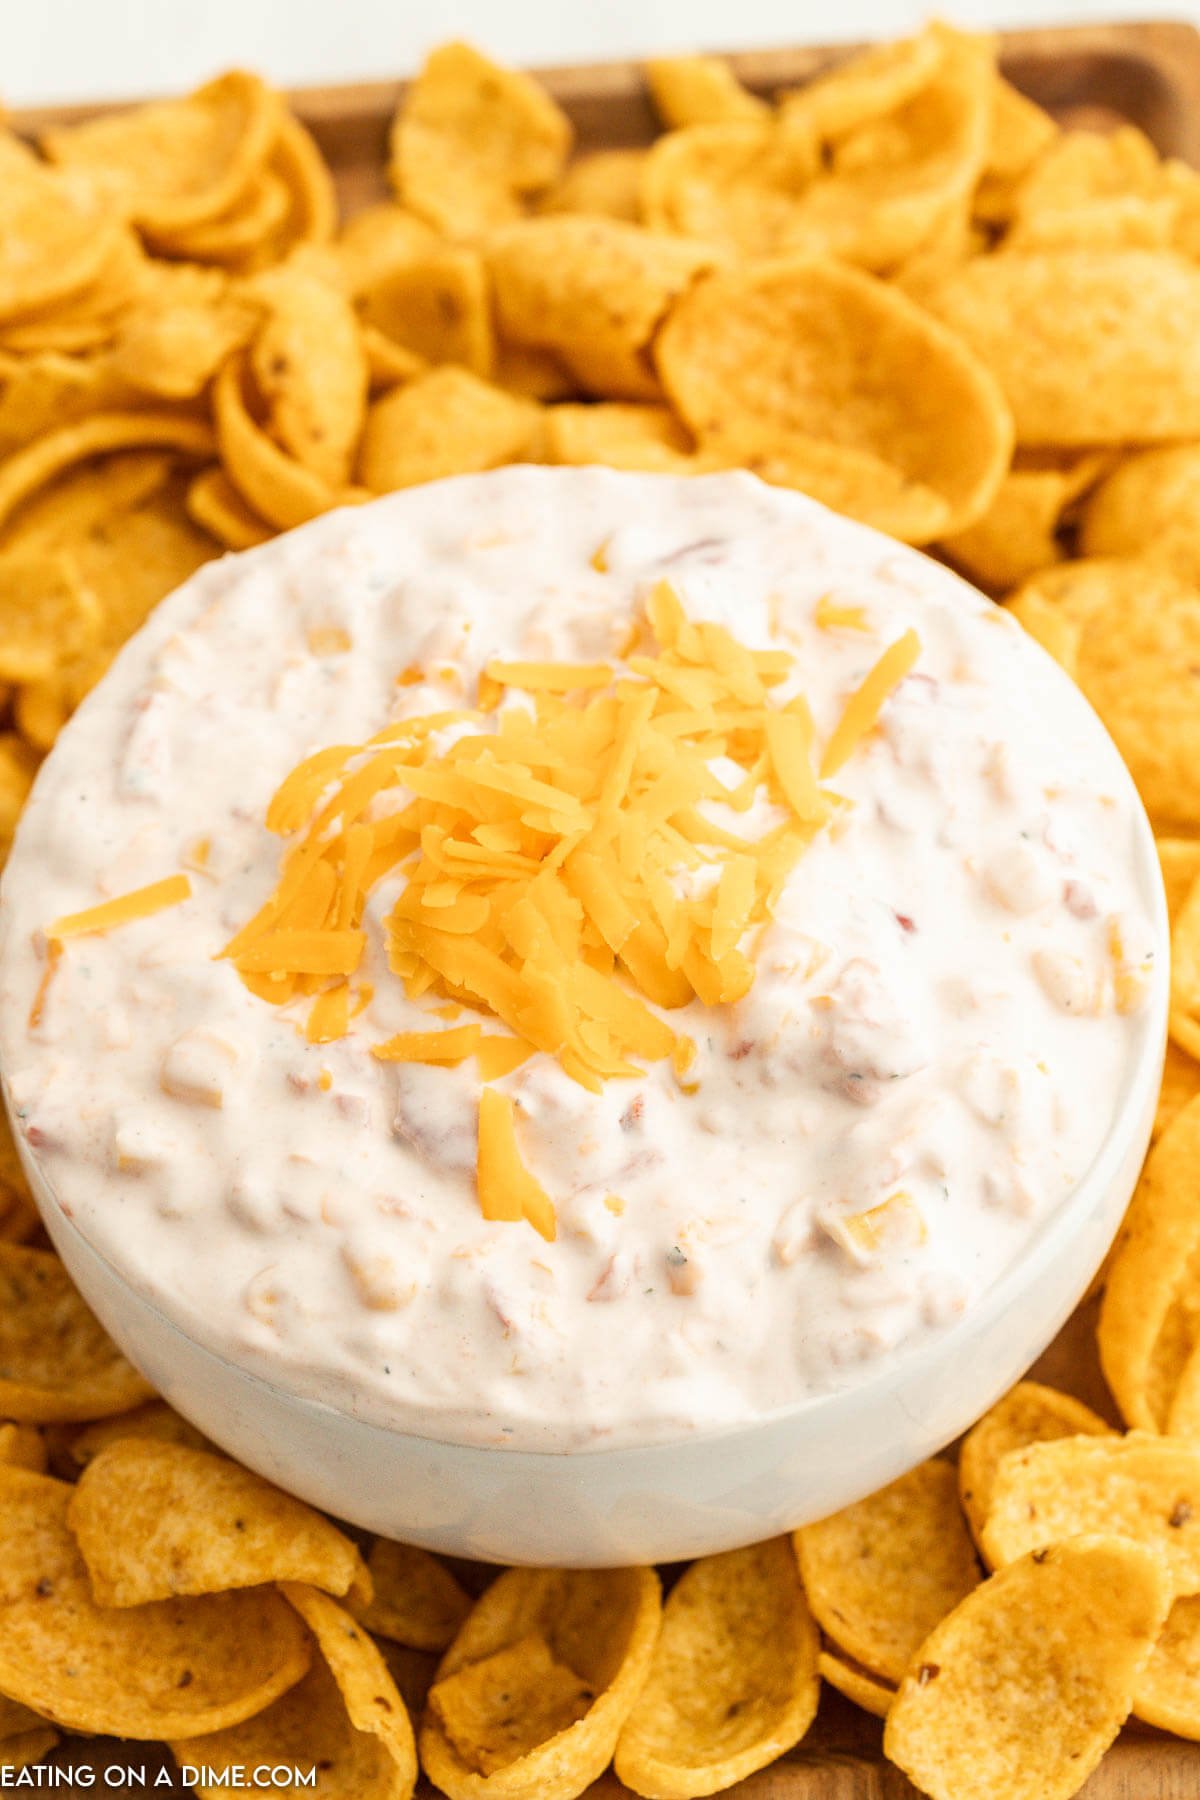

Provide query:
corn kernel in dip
left=0, top=471, right=1161, bottom=1450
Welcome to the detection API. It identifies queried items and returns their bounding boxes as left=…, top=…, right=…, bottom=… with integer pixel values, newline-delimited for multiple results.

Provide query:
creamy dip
left=0, top=470, right=1161, bottom=1450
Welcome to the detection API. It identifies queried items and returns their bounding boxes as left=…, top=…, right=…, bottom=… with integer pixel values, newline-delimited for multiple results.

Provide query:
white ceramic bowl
left=15, top=905, right=1165, bottom=1566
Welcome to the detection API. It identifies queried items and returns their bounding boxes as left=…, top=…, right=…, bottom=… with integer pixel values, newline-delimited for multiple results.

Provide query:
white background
left=1, top=0, right=1188, bottom=108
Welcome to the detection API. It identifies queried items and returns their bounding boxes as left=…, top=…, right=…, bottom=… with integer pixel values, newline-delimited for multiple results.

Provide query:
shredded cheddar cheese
left=224, top=582, right=920, bottom=1234
left=50, top=874, right=192, bottom=941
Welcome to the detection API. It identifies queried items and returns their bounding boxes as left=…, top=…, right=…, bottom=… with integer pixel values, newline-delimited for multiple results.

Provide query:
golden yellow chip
left=1004, top=557, right=1200, bottom=833
left=780, top=29, right=947, bottom=142
left=0, top=350, right=140, bottom=458
left=818, top=1650, right=895, bottom=1719
left=1079, top=444, right=1200, bottom=586
left=614, top=1537, right=818, bottom=1798
left=378, top=1639, right=438, bottom=1718
left=282, top=1585, right=417, bottom=1786
left=420, top=1566, right=661, bottom=1800
left=1135, top=1593, right=1200, bottom=1738
left=972, top=74, right=1058, bottom=224
left=64, top=1399, right=212, bottom=1468
left=352, top=1540, right=471, bottom=1652
left=430, top=1632, right=595, bottom=1776
left=390, top=41, right=573, bottom=238
left=249, top=259, right=369, bottom=484
left=358, top=366, right=539, bottom=493
left=149, top=168, right=291, bottom=266
left=0, top=550, right=101, bottom=683
left=883, top=1537, right=1170, bottom=1800
left=0, top=1464, right=311, bottom=1737
left=0, top=1244, right=154, bottom=1423
left=67, top=1436, right=370, bottom=1607
left=0, top=134, right=124, bottom=328
left=656, top=255, right=1012, bottom=544
left=1173, top=876, right=1200, bottom=1064
left=186, top=465, right=273, bottom=551
left=215, top=352, right=357, bottom=529
left=982, top=1432, right=1200, bottom=1588
left=489, top=216, right=718, bottom=401
left=940, top=453, right=1108, bottom=593
left=645, top=56, right=768, bottom=129
left=0, top=411, right=215, bottom=536
left=1005, top=125, right=1170, bottom=251
left=491, top=343, right=575, bottom=403
left=0, top=1426, right=47, bottom=1476
left=173, top=1608, right=417, bottom=1800
left=0, top=732, right=39, bottom=870
left=1099, top=1096, right=1200, bottom=1430
left=1157, top=1040, right=1200, bottom=1146
left=918, top=252, right=1200, bottom=445
left=336, top=202, right=440, bottom=298
left=265, top=114, right=339, bottom=263
left=640, top=121, right=818, bottom=263
left=538, top=150, right=647, bottom=223
left=545, top=403, right=711, bottom=473
left=108, top=280, right=260, bottom=401
left=957, top=1381, right=1113, bottom=1550
left=42, top=70, right=282, bottom=236
left=359, top=244, right=495, bottom=377
left=795, top=1459, right=980, bottom=1684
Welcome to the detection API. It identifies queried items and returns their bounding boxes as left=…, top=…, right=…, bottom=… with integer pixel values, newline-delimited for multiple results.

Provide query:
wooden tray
left=16, top=20, right=1200, bottom=1799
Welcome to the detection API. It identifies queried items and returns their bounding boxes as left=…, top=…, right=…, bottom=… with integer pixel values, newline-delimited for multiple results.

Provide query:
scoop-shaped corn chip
left=1173, top=882, right=1200, bottom=1065
left=149, top=168, right=291, bottom=266
left=1099, top=1098, right=1200, bottom=1431
left=0, top=1465, right=310, bottom=1737
left=390, top=42, right=572, bottom=238
left=492, top=344, right=574, bottom=402
left=651, top=30, right=990, bottom=270
left=645, top=57, right=768, bottom=130
left=490, top=217, right=718, bottom=401
left=538, top=151, right=647, bottom=223
left=1079, top=445, right=1200, bottom=586
left=174, top=1608, right=417, bottom=1800
left=818, top=1650, right=895, bottom=1719
left=431, top=1633, right=595, bottom=1776
left=958, top=1382, right=1113, bottom=1550
left=0, top=350, right=141, bottom=458
left=0, top=411, right=214, bottom=536
left=42, top=71, right=282, bottom=236
left=0, top=551, right=101, bottom=683
left=1135, top=1593, right=1200, bottom=1738
left=656, top=255, right=1011, bottom=544
left=64, top=1399, right=212, bottom=1468
left=0, top=735, right=39, bottom=868
left=1005, top=125, right=1169, bottom=252
left=982, top=1432, right=1200, bottom=1590
left=614, top=1537, right=818, bottom=1798
left=186, top=466, right=273, bottom=550
left=884, top=1537, right=1170, bottom=1800
left=1157, top=1041, right=1200, bottom=1145
left=336, top=203, right=440, bottom=297
left=67, top=1437, right=369, bottom=1607
left=941, top=454, right=1107, bottom=593
left=778, top=29, right=948, bottom=143
left=0, top=1244, right=153, bottom=1423
left=351, top=1539, right=471, bottom=1652
left=1004, top=556, right=1200, bottom=834
left=545, top=404, right=712, bottom=474
left=0, top=135, right=124, bottom=328
left=0, top=1426, right=47, bottom=1475
left=796, top=1460, right=980, bottom=1685
left=918, top=251, right=1200, bottom=445
left=973, top=74, right=1057, bottom=224
left=1159, top=840, right=1200, bottom=927
left=109, top=279, right=260, bottom=401
left=359, top=244, right=494, bottom=377
left=358, top=367, right=539, bottom=493
left=420, top=1565, right=661, bottom=1800
left=266, top=115, right=339, bottom=262
left=215, top=352, right=355, bottom=529
left=249, top=260, right=369, bottom=484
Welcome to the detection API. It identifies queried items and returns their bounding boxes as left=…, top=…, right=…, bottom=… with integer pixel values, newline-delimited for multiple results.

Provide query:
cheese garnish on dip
left=0, top=471, right=1161, bottom=1450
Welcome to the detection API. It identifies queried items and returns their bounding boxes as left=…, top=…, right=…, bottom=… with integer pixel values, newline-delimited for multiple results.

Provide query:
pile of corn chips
left=3, top=22, right=1200, bottom=1799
